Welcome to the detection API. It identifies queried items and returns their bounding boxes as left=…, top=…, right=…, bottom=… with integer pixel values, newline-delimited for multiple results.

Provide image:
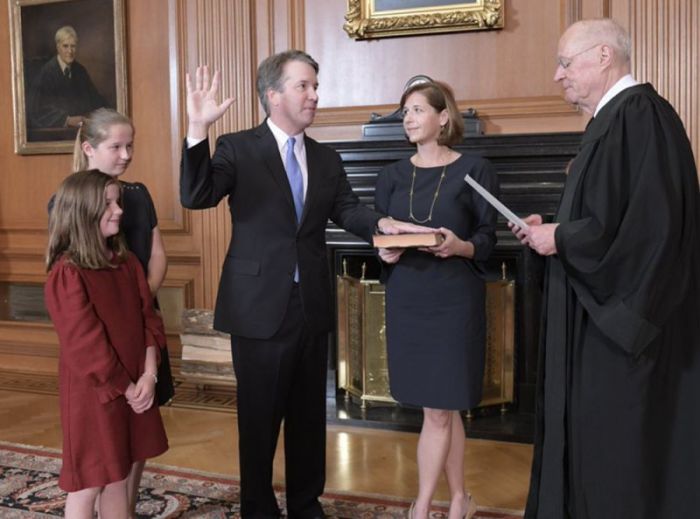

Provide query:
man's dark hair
left=256, top=50, right=319, bottom=115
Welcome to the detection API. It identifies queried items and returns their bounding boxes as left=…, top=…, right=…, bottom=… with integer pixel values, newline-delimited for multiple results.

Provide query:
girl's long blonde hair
left=46, top=170, right=128, bottom=271
left=72, top=108, right=134, bottom=172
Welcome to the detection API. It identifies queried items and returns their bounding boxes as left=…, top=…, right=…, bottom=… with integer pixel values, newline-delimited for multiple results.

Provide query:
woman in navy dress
left=375, top=81, right=498, bottom=519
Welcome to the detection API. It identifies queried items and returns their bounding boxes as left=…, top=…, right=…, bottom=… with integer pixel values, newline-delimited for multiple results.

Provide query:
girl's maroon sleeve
left=45, top=260, right=132, bottom=403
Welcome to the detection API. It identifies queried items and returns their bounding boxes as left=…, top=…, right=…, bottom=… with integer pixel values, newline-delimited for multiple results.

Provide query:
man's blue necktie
left=285, top=137, right=304, bottom=224
left=285, top=137, right=304, bottom=282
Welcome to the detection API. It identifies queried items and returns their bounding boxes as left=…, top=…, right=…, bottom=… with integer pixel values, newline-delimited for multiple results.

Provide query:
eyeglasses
left=557, top=44, right=600, bottom=69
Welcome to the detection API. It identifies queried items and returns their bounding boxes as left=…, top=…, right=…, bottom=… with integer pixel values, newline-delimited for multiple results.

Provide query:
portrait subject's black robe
left=27, top=57, right=106, bottom=128
left=525, top=83, right=700, bottom=519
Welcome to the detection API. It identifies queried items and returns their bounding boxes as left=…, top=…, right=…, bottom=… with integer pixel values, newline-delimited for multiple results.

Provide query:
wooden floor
left=0, top=387, right=532, bottom=512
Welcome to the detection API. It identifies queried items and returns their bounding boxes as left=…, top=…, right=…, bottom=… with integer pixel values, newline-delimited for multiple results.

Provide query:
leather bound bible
left=372, top=232, right=444, bottom=248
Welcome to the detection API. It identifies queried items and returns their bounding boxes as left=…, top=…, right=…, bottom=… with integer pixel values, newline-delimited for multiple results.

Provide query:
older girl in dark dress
left=375, top=81, right=498, bottom=519
left=73, top=108, right=171, bottom=518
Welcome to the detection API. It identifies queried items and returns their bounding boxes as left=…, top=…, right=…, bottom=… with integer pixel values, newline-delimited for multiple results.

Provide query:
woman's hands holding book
left=378, top=247, right=405, bottom=264
left=420, top=227, right=474, bottom=259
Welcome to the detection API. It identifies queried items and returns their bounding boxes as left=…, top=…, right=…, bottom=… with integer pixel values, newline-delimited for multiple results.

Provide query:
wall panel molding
left=0, top=323, right=58, bottom=358
left=629, top=0, right=699, bottom=175
left=289, top=0, right=306, bottom=50
left=309, top=96, right=583, bottom=141
left=180, top=0, right=257, bottom=309
left=563, top=0, right=584, bottom=27
left=167, top=0, right=189, bottom=234
left=313, top=96, right=577, bottom=127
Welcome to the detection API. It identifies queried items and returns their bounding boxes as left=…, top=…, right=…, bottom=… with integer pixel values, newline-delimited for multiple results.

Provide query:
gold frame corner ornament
left=344, top=0, right=504, bottom=40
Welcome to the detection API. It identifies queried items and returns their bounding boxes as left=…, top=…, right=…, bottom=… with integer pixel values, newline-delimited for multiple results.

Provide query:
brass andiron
left=337, top=262, right=516, bottom=413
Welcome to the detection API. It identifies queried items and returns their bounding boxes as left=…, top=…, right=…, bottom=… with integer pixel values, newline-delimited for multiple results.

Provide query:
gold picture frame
left=344, top=0, right=504, bottom=40
left=9, top=0, right=128, bottom=155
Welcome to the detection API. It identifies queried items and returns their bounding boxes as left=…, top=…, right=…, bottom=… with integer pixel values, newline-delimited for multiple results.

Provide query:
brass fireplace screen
left=337, top=266, right=515, bottom=411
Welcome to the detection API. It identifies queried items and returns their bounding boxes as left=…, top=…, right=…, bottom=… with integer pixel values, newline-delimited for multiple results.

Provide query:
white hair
left=571, top=18, right=631, bottom=64
left=55, top=25, right=78, bottom=45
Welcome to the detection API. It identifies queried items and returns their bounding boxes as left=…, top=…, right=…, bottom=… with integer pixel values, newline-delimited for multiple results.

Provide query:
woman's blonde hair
left=72, top=108, right=133, bottom=172
left=400, top=80, right=464, bottom=146
left=46, top=170, right=128, bottom=271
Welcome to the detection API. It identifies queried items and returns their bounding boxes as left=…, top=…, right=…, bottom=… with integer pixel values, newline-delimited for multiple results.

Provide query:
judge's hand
left=421, top=227, right=474, bottom=259
left=378, top=247, right=404, bottom=264
left=377, top=217, right=434, bottom=235
left=509, top=215, right=558, bottom=256
left=508, top=214, right=542, bottom=241
left=526, top=224, right=558, bottom=255
left=186, top=65, right=236, bottom=140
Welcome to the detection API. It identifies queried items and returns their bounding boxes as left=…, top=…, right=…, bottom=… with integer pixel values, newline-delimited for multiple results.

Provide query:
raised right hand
left=186, top=65, right=236, bottom=140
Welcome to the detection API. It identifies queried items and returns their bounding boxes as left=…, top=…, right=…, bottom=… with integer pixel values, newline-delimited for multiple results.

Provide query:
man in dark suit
left=180, top=51, right=425, bottom=519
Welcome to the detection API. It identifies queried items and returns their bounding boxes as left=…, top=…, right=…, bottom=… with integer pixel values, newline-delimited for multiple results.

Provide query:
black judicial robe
left=525, top=83, right=700, bottom=519
left=27, top=57, right=106, bottom=128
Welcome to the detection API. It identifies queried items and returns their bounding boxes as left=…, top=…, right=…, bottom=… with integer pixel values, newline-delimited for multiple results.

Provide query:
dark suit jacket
left=180, top=121, right=380, bottom=339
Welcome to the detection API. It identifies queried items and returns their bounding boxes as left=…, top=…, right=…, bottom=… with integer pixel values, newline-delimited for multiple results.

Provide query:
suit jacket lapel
left=255, top=122, right=296, bottom=216
left=300, top=135, right=320, bottom=228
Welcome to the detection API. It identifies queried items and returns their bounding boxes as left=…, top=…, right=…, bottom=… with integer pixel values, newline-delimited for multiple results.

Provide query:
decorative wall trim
left=0, top=342, right=58, bottom=359
left=629, top=0, right=699, bottom=177
left=562, top=0, right=583, bottom=27
left=313, top=96, right=579, bottom=127
left=0, top=322, right=57, bottom=358
left=466, top=96, right=580, bottom=117
left=179, top=0, right=257, bottom=308
left=167, top=0, right=189, bottom=234
left=289, top=0, right=306, bottom=50
left=266, top=0, right=275, bottom=54
left=344, top=0, right=504, bottom=40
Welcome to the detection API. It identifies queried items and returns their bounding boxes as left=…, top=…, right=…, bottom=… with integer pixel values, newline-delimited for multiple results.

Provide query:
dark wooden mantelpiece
left=324, top=132, right=582, bottom=439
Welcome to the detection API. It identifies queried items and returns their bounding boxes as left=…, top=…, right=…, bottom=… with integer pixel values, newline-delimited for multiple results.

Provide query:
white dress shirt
left=266, top=118, right=308, bottom=200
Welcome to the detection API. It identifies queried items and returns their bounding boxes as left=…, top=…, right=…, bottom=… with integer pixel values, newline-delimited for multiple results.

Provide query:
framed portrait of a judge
left=344, top=0, right=504, bottom=40
left=9, top=0, right=127, bottom=155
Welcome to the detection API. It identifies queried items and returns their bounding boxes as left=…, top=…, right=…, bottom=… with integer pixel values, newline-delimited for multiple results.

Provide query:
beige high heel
left=464, top=493, right=477, bottom=519
left=407, top=500, right=415, bottom=519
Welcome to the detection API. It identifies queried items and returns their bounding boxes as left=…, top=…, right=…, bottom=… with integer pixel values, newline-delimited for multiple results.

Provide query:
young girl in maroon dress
left=45, top=170, right=168, bottom=518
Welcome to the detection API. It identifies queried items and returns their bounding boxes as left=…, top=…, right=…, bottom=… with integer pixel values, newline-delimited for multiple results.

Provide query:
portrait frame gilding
left=9, top=0, right=128, bottom=155
left=344, top=0, right=504, bottom=40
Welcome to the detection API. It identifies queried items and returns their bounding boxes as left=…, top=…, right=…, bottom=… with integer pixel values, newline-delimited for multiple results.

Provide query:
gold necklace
left=408, top=164, right=447, bottom=223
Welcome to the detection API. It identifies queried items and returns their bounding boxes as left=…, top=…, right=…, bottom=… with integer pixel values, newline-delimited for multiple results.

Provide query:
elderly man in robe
left=512, top=18, right=700, bottom=519
left=28, top=25, right=106, bottom=129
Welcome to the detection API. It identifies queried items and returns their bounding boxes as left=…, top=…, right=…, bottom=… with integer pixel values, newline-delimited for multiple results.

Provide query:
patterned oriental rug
left=0, top=442, right=523, bottom=518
